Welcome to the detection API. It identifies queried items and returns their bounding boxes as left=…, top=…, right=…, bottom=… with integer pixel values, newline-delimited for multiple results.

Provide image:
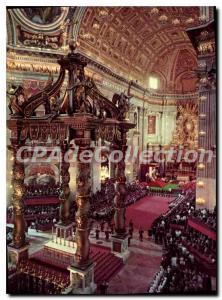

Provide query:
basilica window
left=148, top=76, right=159, bottom=90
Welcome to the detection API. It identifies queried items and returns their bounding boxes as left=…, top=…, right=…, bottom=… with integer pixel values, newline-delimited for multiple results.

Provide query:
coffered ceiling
left=78, top=7, right=204, bottom=87
left=6, top=6, right=213, bottom=93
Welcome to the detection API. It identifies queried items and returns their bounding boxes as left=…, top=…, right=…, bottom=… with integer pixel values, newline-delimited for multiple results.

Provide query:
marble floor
left=27, top=230, right=50, bottom=255
left=107, top=231, right=163, bottom=294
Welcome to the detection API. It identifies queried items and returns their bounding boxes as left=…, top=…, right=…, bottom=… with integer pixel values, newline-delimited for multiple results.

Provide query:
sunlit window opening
left=148, top=76, right=159, bottom=89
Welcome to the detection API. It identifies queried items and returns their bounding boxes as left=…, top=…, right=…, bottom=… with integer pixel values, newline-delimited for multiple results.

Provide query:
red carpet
left=126, top=195, right=174, bottom=230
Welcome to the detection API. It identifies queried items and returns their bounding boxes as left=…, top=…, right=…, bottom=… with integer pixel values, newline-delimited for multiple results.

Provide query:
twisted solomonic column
left=10, top=142, right=27, bottom=248
left=73, top=138, right=92, bottom=268
left=114, top=129, right=128, bottom=236
left=59, top=142, right=71, bottom=225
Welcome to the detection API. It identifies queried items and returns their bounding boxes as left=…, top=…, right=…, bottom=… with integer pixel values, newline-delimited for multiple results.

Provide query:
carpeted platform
left=126, top=195, right=174, bottom=230
left=30, top=244, right=124, bottom=286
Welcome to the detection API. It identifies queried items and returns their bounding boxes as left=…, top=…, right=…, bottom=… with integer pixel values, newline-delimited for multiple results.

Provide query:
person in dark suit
left=139, top=227, right=144, bottom=242
left=95, top=226, right=100, bottom=240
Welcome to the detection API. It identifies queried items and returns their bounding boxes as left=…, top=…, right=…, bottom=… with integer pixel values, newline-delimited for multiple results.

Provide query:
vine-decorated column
left=10, top=141, right=27, bottom=248
left=114, top=129, right=128, bottom=236
left=73, top=136, right=92, bottom=268
left=109, top=143, right=116, bottom=179
left=59, top=142, right=71, bottom=225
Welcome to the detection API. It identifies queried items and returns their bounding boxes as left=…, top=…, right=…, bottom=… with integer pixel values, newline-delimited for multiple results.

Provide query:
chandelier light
left=196, top=197, right=205, bottom=204
left=199, top=131, right=206, bottom=136
left=199, top=113, right=206, bottom=118
left=159, top=14, right=168, bottom=24
left=99, top=9, right=108, bottom=17
left=82, top=33, right=92, bottom=40
left=199, top=14, right=207, bottom=23
left=150, top=7, right=159, bottom=16
left=197, top=181, right=204, bottom=187
left=198, top=61, right=207, bottom=68
left=197, top=163, right=205, bottom=170
left=186, top=17, right=194, bottom=24
left=92, top=22, right=100, bottom=30
left=199, top=95, right=207, bottom=101
left=201, top=30, right=209, bottom=38
left=200, top=77, right=208, bottom=84
left=172, top=18, right=180, bottom=25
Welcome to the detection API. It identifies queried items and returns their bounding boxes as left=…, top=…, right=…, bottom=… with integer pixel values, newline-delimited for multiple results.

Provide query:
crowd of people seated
left=7, top=204, right=60, bottom=227
left=147, top=188, right=181, bottom=197
left=125, top=182, right=147, bottom=205
left=90, top=180, right=115, bottom=220
left=149, top=250, right=212, bottom=293
left=37, top=218, right=54, bottom=226
left=164, top=193, right=192, bottom=219
left=26, top=185, right=60, bottom=197
left=90, top=180, right=147, bottom=221
left=35, top=216, right=58, bottom=231
left=25, top=204, right=59, bottom=216
left=148, top=192, right=216, bottom=294
left=157, top=228, right=214, bottom=293
left=9, top=178, right=180, bottom=228
left=147, top=193, right=193, bottom=242
left=27, top=202, right=76, bottom=231
left=185, top=228, right=216, bottom=263
left=190, top=208, right=216, bottom=231
left=167, top=199, right=196, bottom=227
left=25, top=205, right=60, bottom=231
left=148, top=267, right=168, bottom=293
left=7, top=180, right=148, bottom=232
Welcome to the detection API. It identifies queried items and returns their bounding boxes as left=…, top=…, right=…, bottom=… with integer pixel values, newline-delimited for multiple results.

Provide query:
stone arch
left=175, top=70, right=198, bottom=93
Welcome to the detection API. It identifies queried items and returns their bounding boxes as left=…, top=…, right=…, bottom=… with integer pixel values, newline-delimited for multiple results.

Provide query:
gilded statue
left=7, top=85, right=27, bottom=116
left=112, top=92, right=130, bottom=120
left=49, top=95, right=61, bottom=115
left=67, top=72, right=93, bottom=114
